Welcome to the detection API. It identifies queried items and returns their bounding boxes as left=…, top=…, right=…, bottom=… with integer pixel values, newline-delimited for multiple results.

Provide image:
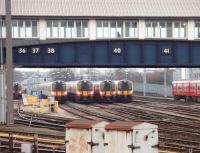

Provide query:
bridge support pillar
left=0, top=68, right=6, bottom=124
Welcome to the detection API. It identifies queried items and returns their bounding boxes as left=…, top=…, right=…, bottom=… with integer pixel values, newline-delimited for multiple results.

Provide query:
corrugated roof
left=0, top=0, right=200, bottom=17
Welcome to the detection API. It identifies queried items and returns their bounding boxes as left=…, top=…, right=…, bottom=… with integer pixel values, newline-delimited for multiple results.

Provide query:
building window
left=97, top=20, right=137, bottom=38
left=195, top=21, right=200, bottom=39
left=47, top=20, right=88, bottom=39
left=174, top=21, right=187, bottom=38
left=146, top=21, right=187, bottom=38
left=11, top=20, right=38, bottom=38
left=0, top=19, right=6, bottom=38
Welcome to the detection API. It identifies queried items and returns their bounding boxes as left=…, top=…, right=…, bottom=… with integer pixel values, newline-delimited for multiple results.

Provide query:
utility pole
left=6, top=0, right=14, bottom=125
left=143, top=68, right=146, bottom=96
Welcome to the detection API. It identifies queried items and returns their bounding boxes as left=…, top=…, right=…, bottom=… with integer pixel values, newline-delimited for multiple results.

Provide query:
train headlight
left=118, top=91, right=121, bottom=95
left=100, top=91, right=105, bottom=96
left=51, top=91, right=55, bottom=96
left=90, top=91, right=94, bottom=95
left=77, top=91, right=81, bottom=96
left=129, top=91, right=133, bottom=94
left=113, top=91, right=116, bottom=95
left=64, top=91, right=67, bottom=95
left=19, top=90, right=22, bottom=94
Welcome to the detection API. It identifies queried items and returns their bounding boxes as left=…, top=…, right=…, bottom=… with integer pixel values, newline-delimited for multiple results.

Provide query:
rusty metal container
left=65, top=119, right=109, bottom=153
left=105, top=121, right=158, bottom=153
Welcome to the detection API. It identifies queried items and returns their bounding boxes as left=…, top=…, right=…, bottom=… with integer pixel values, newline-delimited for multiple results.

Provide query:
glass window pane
left=160, top=22, right=166, bottom=38
left=125, top=22, right=130, bottom=37
left=12, top=20, right=18, bottom=38
left=103, top=21, right=109, bottom=38
left=60, top=21, right=66, bottom=38
left=110, top=21, right=116, bottom=38
left=180, top=22, right=187, bottom=37
left=167, top=22, right=172, bottom=38
left=25, top=21, right=31, bottom=38
left=76, top=21, right=81, bottom=37
left=46, top=21, right=52, bottom=38
left=117, top=21, right=123, bottom=38
left=146, top=22, right=151, bottom=37
left=82, top=21, right=88, bottom=38
left=52, top=21, right=59, bottom=38
left=152, top=22, right=158, bottom=37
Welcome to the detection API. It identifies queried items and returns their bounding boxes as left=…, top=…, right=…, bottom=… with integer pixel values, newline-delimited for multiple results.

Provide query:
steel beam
left=5, top=0, right=14, bottom=125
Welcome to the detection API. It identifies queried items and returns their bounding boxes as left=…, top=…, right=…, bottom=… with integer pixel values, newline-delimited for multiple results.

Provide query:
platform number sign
left=47, top=48, right=56, bottom=54
left=31, top=47, right=40, bottom=54
left=113, top=48, right=122, bottom=54
left=162, top=48, right=171, bottom=55
left=18, top=48, right=27, bottom=54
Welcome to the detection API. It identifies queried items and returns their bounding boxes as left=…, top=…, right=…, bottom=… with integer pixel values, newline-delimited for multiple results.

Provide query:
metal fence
left=133, top=83, right=172, bottom=97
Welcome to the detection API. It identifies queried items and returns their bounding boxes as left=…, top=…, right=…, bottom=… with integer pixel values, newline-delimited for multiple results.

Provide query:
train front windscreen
left=52, top=82, right=66, bottom=91
left=78, top=81, right=93, bottom=91
left=13, top=84, right=22, bottom=92
left=101, top=81, right=115, bottom=91
left=118, top=81, right=132, bottom=91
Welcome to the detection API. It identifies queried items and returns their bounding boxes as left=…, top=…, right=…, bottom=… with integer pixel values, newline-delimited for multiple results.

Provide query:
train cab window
left=52, top=82, right=66, bottom=91
left=78, top=81, right=93, bottom=91
left=118, top=81, right=132, bottom=91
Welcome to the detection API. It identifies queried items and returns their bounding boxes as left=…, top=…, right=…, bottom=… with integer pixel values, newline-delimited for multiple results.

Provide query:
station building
left=0, top=0, right=200, bottom=67
left=0, top=0, right=200, bottom=43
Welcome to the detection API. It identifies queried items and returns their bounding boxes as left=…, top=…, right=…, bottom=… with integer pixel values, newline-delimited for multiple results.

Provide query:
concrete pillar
left=0, top=68, right=6, bottom=124
left=138, top=20, right=146, bottom=39
left=89, top=19, right=96, bottom=40
left=38, top=20, right=47, bottom=40
left=188, top=20, right=195, bottom=40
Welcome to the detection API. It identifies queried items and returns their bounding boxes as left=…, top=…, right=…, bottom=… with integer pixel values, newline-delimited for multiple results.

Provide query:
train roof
left=172, top=80, right=191, bottom=84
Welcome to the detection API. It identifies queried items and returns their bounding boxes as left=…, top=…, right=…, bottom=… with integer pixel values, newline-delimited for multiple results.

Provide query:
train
left=31, top=80, right=67, bottom=103
left=172, top=80, right=200, bottom=102
left=13, top=82, right=23, bottom=100
left=115, top=80, right=133, bottom=102
left=93, top=80, right=116, bottom=103
left=67, top=80, right=94, bottom=103
left=26, top=79, right=134, bottom=104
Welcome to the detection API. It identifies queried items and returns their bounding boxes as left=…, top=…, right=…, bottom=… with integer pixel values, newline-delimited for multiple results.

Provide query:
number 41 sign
left=162, top=48, right=172, bottom=55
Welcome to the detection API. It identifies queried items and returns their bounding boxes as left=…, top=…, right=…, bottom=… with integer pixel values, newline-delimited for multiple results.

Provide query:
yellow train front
left=67, top=80, right=94, bottom=103
left=95, top=80, right=116, bottom=103
left=51, top=81, right=68, bottom=103
left=116, top=80, right=133, bottom=102
left=31, top=80, right=67, bottom=103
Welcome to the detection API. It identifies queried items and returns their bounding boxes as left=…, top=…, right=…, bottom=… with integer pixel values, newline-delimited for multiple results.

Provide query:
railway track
left=60, top=96, right=200, bottom=153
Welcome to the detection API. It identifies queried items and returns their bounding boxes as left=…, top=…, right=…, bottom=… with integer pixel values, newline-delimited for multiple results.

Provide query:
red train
left=172, top=80, right=200, bottom=102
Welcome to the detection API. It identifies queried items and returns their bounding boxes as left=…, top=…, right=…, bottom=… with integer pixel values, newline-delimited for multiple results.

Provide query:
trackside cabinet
left=65, top=120, right=109, bottom=153
left=104, top=121, right=158, bottom=153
